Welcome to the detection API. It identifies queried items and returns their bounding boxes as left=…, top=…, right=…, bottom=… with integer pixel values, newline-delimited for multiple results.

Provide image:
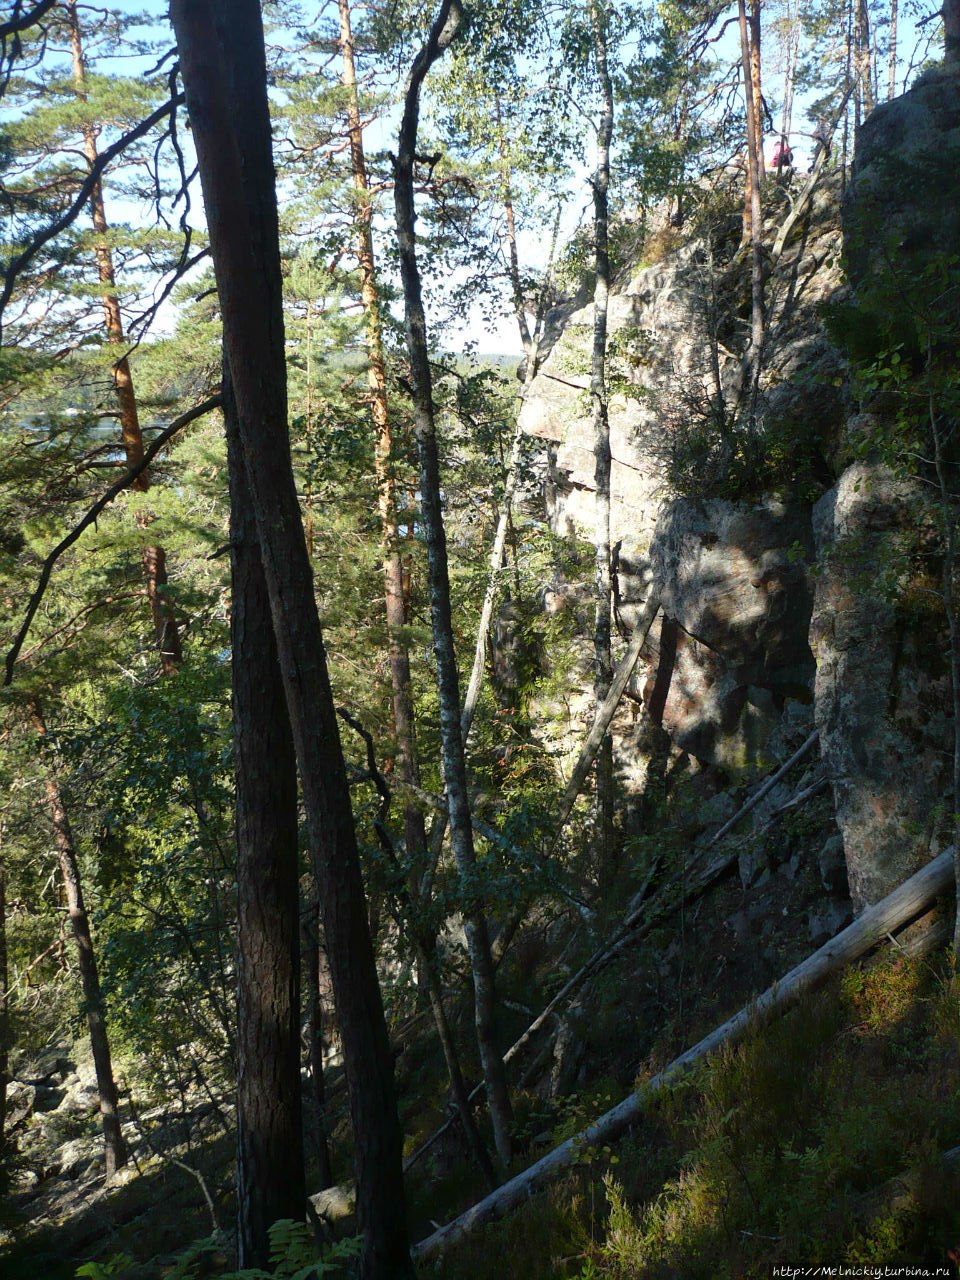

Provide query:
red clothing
left=773, top=141, right=793, bottom=167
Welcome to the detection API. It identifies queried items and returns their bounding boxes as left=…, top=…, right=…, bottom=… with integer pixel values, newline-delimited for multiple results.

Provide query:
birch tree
left=393, top=0, right=515, bottom=1169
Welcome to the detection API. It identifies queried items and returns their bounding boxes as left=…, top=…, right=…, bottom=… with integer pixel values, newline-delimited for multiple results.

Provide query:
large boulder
left=811, top=463, right=951, bottom=910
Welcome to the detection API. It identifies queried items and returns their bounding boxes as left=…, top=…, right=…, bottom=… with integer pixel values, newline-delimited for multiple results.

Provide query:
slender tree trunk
left=749, top=0, right=765, bottom=174
left=393, top=0, right=513, bottom=1170
left=457, top=182, right=560, bottom=763
left=304, top=299, right=315, bottom=560
left=853, top=0, right=864, bottom=127
left=739, top=0, right=765, bottom=405
left=303, top=902, right=333, bottom=1189
left=29, top=701, right=127, bottom=1179
left=842, top=0, right=854, bottom=191
left=589, top=0, right=616, bottom=880
left=337, top=0, right=428, bottom=874
left=887, top=0, right=898, bottom=99
left=415, top=935, right=497, bottom=1188
left=945, top=0, right=960, bottom=64
left=170, top=7, right=413, bottom=1277
left=67, top=3, right=181, bottom=673
left=225, top=359, right=305, bottom=1267
left=780, top=0, right=801, bottom=155
left=857, top=0, right=876, bottom=116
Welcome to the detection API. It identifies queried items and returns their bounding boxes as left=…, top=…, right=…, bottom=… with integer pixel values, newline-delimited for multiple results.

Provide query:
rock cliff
left=520, top=68, right=960, bottom=910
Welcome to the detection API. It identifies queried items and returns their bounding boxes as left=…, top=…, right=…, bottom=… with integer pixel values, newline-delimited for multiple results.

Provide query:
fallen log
left=852, top=1145, right=960, bottom=1223
left=412, top=848, right=955, bottom=1263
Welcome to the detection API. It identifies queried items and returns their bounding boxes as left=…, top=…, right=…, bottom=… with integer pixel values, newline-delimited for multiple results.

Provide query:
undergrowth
left=426, top=949, right=960, bottom=1279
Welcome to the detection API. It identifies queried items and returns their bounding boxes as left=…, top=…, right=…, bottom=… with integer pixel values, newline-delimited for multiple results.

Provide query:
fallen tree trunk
left=852, top=1144, right=960, bottom=1223
left=412, top=847, right=955, bottom=1262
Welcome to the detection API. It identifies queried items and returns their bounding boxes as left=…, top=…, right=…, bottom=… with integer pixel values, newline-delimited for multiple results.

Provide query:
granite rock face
left=811, top=463, right=950, bottom=910
left=518, top=96, right=957, bottom=908
left=520, top=241, right=711, bottom=568
left=646, top=497, right=816, bottom=771
left=519, top=184, right=840, bottom=774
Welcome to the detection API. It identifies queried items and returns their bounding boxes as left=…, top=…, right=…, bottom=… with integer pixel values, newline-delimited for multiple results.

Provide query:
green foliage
left=73, top=1224, right=363, bottom=1280
left=75, top=1256, right=136, bottom=1279
left=237, top=1221, right=362, bottom=1280
left=619, top=3, right=738, bottom=212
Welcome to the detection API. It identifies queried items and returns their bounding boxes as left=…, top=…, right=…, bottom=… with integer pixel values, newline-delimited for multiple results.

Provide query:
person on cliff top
left=772, top=136, right=793, bottom=174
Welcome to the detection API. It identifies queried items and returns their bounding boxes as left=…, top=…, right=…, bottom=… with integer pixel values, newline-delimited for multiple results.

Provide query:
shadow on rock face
left=646, top=495, right=815, bottom=774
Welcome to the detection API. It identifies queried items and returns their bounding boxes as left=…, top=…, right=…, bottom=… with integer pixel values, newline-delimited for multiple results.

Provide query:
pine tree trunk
left=393, top=0, right=513, bottom=1171
left=853, top=0, right=864, bottom=128
left=67, top=3, right=181, bottom=674
left=170, top=7, right=414, bottom=1278
left=225, top=361, right=306, bottom=1267
left=29, top=702, right=127, bottom=1179
left=749, top=1, right=765, bottom=173
left=842, top=0, right=854, bottom=187
left=780, top=0, right=801, bottom=154
left=589, top=0, right=616, bottom=882
left=738, top=0, right=765, bottom=404
left=337, top=0, right=428, bottom=871
left=857, top=0, right=876, bottom=116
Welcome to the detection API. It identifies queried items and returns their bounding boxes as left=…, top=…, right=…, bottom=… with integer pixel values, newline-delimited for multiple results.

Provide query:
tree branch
left=0, top=92, right=186, bottom=339
left=3, top=393, right=222, bottom=685
left=0, top=0, right=57, bottom=39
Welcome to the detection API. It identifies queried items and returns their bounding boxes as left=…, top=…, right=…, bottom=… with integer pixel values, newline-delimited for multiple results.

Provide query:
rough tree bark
left=856, top=0, right=876, bottom=116
left=337, top=0, right=428, bottom=871
left=738, top=0, right=765, bottom=405
left=225, top=360, right=305, bottom=1266
left=67, top=2, right=182, bottom=673
left=169, top=6, right=413, bottom=1277
left=29, top=701, right=127, bottom=1178
left=393, top=0, right=514, bottom=1169
left=588, top=0, right=616, bottom=881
